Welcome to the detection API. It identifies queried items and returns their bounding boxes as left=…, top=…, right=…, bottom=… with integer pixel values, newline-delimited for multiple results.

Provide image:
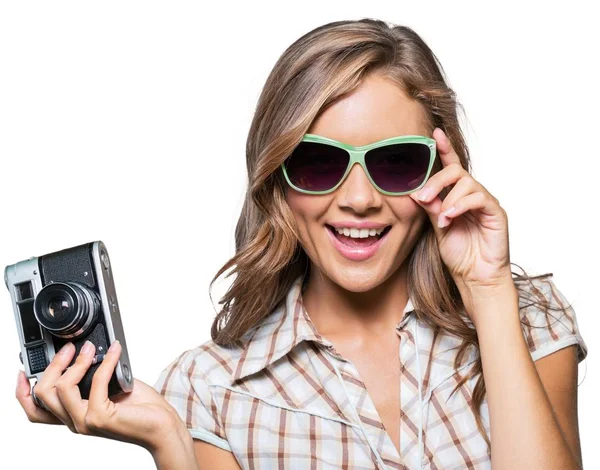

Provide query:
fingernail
left=81, top=340, right=93, bottom=355
left=418, top=187, right=432, bottom=201
left=59, top=342, right=74, bottom=355
left=438, top=214, right=450, bottom=228
left=441, top=206, right=456, bottom=217
left=108, top=340, right=120, bottom=353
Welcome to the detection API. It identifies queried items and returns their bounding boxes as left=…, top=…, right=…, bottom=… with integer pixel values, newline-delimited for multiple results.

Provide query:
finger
left=30, top=343, right=79, bottom=431
left=409, top=191, right=450, bottom=234
left=437, top=176, right=479, bottom=216
left=88, top=340, right=122, bottom=410
left=433, top=127, right=462, bottom=166
left=412, top=162, right=467, bottom=205
left=55, top=341, right=97, bottom=432
left=413, top=127, right=466, bottom=206
left=15, top=370, right=63, bottom=425
left=440, top=191, right=499, bottom=221
left=36, top=342, right=76, bottom=387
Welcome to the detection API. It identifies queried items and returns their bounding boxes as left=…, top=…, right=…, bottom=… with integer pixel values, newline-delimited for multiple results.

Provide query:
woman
left=15, top=19, right=588, bottom=469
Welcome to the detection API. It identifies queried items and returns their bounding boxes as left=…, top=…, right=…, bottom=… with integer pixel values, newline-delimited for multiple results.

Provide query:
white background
left=1, top=1, right=598, bottom=468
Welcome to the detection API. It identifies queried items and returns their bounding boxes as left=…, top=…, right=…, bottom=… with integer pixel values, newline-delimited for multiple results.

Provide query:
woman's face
left=285, top=73, right=432, bottom=293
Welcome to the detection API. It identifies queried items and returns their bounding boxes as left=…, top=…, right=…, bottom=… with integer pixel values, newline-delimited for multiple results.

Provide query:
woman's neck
left=301, top=264, right=410, bottom=343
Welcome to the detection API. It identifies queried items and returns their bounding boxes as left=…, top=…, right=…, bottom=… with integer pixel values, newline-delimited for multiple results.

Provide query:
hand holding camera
left=14, top=338, right=187, bottom=453
left=6, top=241, right=195, bottom=461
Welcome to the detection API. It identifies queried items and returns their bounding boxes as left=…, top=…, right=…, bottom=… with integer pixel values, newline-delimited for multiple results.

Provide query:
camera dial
left=34, top=281, right=100, bottom=338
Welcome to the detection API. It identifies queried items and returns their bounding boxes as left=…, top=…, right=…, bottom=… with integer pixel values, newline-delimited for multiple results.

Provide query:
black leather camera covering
left=70, top=322, right=123, bottom=399
left=40, top=243, right=97, bottom=289
left=39, top=242, right=124, bottom=400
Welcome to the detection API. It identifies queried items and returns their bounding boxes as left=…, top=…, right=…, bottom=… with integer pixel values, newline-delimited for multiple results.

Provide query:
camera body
left=4, top=240, right=133, bottom=399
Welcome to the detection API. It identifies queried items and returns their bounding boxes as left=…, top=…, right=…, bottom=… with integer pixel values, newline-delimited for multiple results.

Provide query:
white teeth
left=334, top=226, right=386, bottom=238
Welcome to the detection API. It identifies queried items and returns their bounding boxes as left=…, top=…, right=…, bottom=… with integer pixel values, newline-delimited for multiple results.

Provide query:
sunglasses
left=281, top=133, right=437, bottom=196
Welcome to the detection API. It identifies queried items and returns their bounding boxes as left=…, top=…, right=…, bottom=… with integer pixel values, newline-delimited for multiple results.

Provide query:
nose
left=335, top=162, right=383, bottom=213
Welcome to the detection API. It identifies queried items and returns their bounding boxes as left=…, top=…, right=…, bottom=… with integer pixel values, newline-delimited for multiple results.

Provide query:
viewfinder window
left=18, top=300, right=42, bottom=343
left=16, top=282, right=33, bottom=301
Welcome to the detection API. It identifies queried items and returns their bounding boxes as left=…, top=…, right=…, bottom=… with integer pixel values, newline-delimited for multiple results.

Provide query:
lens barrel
left=33, top=282, right=99, bottom=338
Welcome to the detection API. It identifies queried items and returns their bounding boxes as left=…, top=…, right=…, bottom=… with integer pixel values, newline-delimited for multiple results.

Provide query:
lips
left=325, top=224, right=392, bottom=261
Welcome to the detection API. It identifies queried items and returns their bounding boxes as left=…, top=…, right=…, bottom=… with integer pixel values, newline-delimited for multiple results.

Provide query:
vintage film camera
left=4, top=241, right=133, bottom=399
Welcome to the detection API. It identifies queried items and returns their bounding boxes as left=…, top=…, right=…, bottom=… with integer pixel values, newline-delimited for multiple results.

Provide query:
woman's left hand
left=409, top=128, right=513, bottom=294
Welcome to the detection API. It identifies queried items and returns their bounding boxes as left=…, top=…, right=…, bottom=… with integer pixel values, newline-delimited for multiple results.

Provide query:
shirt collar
left=230, top=275, right=416, bottom=385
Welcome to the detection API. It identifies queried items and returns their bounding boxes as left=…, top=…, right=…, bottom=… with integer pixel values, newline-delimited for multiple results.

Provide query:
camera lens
left=46, top=295, right=72, bottom=321
left=34, top=282, right=99, bottom=338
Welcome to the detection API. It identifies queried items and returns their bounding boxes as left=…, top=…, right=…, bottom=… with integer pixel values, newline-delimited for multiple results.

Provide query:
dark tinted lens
left=365, top=143, right=431, bottom=192
left=284, top=142, right=349, bottom=191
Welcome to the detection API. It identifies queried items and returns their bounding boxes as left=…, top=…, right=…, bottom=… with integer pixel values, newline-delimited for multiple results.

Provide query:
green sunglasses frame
left=281, top=133, right=437, bottom=196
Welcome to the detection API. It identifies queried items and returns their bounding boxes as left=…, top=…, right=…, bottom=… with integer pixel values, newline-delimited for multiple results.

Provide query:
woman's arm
left=193, top=440, right=243, bottom=469
left=149, top=416, right=200, bottom=470
left=469, top=284, right=582, bottom=469
left=148, top=418, right=242, bottom=469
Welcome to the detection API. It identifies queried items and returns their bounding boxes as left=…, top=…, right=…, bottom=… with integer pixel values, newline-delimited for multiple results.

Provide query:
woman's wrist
left=148, top=414, right=199, bottom=470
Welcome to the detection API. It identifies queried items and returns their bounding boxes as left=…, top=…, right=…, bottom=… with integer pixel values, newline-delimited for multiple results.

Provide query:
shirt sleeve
left=519, top=277, right=588, bottom=364
left=153, top=350, right=232, bottom=452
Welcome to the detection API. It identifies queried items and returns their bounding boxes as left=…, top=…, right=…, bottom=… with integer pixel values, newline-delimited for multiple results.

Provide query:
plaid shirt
left=153, top=275, right=587, bottom=469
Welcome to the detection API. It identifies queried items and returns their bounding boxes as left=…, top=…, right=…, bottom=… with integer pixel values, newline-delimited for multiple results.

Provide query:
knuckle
left=76, top=350, right=90, bottom=361
left=50, top=355, right=69, bottom=366
left=48, top=357, right=62, bottom=366
left=54, top=379, right=67, bottom=393
left=35, top=388, right=48, bottom=401
left=90, top=370, right=106, bottom=386
left=451, top=162, right=463, bottom=172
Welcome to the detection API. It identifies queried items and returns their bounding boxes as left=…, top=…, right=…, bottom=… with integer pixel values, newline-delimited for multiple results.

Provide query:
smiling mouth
left=326, top=224, right=392, bottom=244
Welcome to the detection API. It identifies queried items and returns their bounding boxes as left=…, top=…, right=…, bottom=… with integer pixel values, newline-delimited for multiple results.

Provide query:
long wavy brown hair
left=208, top=18, right=572, bottom=455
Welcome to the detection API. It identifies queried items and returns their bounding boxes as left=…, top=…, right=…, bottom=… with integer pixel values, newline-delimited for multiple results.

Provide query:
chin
left=325, top=266, right=392, bottom=293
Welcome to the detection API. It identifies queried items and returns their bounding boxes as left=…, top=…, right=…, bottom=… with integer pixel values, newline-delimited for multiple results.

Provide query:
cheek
left=388, top=200, right=430, bottom=243
left=285, top=192, right=321, bottom=238
left=285, top=191, right=330, bottom=224
left=390, top=198, right=428, bottom=223
left=285, top=191, right=309, bottom=227
left=285, top=192, right=335, bottom=253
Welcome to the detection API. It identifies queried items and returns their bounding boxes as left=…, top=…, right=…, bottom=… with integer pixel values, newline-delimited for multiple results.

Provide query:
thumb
left=15, top=370, right=29, bottom=396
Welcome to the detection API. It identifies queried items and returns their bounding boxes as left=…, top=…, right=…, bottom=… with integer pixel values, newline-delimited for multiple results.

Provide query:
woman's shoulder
left=151, top=337, right=247, bottom=452
left=513, top=274, right=588, bottom=363
left=155, top=337, right=248, bottom=390
left=154, top=302, right=286, bottom=392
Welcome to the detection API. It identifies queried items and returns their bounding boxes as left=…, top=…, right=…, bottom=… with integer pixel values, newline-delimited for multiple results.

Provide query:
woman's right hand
left=15, top=340, right=193, bottom=457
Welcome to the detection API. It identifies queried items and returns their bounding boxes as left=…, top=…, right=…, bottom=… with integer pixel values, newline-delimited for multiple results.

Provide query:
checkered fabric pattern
left=153, top=275, right=587, bottom=469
